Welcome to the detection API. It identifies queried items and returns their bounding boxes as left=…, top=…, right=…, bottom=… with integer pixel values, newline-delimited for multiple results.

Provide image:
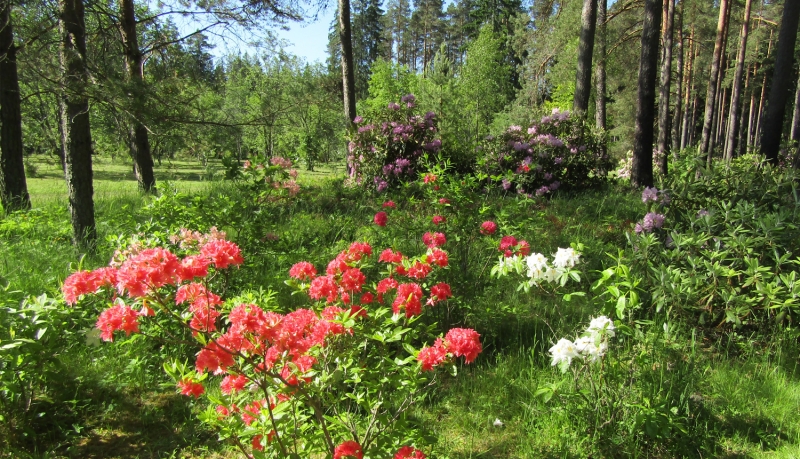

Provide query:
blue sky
left=273, top=8, right=336, bottom=64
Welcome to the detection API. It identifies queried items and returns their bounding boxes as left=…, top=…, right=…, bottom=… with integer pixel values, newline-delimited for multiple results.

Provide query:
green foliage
left=363, top=59, right=419, bottom=117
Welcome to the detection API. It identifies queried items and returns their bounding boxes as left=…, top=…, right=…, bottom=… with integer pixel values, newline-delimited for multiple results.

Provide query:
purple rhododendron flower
left=642, top=187, right=659, bottom=204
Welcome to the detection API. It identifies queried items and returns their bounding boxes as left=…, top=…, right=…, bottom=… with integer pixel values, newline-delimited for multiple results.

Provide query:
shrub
left=477, top=109, right=610, bottom=196
left=347, top=95, right=441, bottom=192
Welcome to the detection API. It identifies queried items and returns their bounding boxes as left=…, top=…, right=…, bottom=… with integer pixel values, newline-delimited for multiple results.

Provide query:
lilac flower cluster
left=347, top=95, right=440, bottom=191
left=477, top=108, right=610, bottom=196
left=635, top=212, right=666, bottom=234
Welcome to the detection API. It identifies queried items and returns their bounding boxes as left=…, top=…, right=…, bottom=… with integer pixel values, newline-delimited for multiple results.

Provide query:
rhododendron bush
left=347, top=94, right=441, bottom=192
left=62, top=231, right=480, bottom=458
left=477, top=109, right=610, bottom=196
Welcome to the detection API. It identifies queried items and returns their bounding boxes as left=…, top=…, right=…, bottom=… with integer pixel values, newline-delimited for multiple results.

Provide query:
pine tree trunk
left=631, top=0, right=662, bottom=188
left=339, top=0, right=357, bottom=124
left=791, top=70, right=800, bottom=143
left=595, top=0, right=607, bottom=131
left=573, top=0, right=597, bottom=113
left=700, top=0, right=730, bottom=156
left=0, top=0, right=30, bottom=213
left=760, top=0, right=800, bottom=164
left=724, top=0, right=753, bottom=162
left=60, top=0, right=96, bottom=248
left=747, top=90, right=756, bottom=151
left=754, top=29, right=774, bottom=150
left=671, top=1, right=684, bottom=155
left=680, top=26, right=695, bottom=150
left=657, top=0, right=674, bottom=175
left=119, top=0, right=155, bottom=192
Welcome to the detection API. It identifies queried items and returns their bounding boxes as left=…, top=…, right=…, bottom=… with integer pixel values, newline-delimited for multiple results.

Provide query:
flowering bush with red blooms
left=395, top=446, right=427, bottom=459
left=374, top=211, right=388, bottom=227
left=498, top=235, right=531, bottom=258
left=480, top=221, right=498, bottom=235
left=346, top=95, right=440, bottom=192
left=63, top=230, right=481, bottom=458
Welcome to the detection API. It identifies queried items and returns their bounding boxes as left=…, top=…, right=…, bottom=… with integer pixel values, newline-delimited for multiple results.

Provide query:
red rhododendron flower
left=395, top=446, right=427, bottom=459
left=383, top=200, right=396, bottom=208
left=309, top=275, right=338, bottom=303
left=418, top=338, right=448, bottom=371
left=179, top=255, right=210, bottom=281
left=220, top=374, right=248, bottom=394
left=334, top=440, right=364, bottom=459
left=498, top=235, right=518, bottom=253
left=360, top=292, right=374, bottom=304
left=200, top=239, right=244, bottom=269
left=176, top=282, right=213, bottom=304
left=63, top=271, right=97, bottom=305
left=480, top=221, right=498, bottom=235
left=216, top=405, right=231, bottom=418
left=422, top=232, right=446, bottom=248
left=426, top=248, right=448, bottom=267
left=177, top=378, right=204, bottom=398
left=96, top=304, right=140, bottom=341
left=378, top=248, right=403, bottom=264
left=374, top=211, right=388, bottom=227
left=430, top=282, right=452, bottom=303
left=252, top=434, right=264, bottom=451
left=444, top=328, right=482, bottom=364
left=432, top=215, right=445, bottom=225
left=423, top=174, right=437, bottom=184
left=407, top=261, right=432, bottom=279
left=116, top=247, right=181, bottom=297
left=438, top=198, right=450, bottom=205
left=517, top=240, right=531, bottom=256
left=326, top=254, right=349, bottom=276
left=281, top=355, right=317, bottom=385
left=393, top=283, right=423, bottom=317
left=289, top=261, right=317, bottom=281
left=242, top=399, right=267, bottom=425
left=345, top=242, right=373, bottom=262
left=340, top=268, right=366, bottom=291
left=196, top=342, right=236, bottom=374
left=376, top=277, right=399, bottom=294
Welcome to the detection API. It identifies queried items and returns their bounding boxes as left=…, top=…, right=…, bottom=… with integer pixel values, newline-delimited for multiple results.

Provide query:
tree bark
left=791, top=70, right=800, bottom=143
left=680, top=25, right=695, bottom=150
left=754, top=29, right=774, bottom=150
left=724, top=0, right=753, bottom=163
left=760, top=0, right=800, bottom=164
left=119, top=0, right=155, bottom=192
left=595, top=0, right=607, bottom=132
left=60, top=0, right=96, bottom=248
left=573, top=0, right=597, bottom=114
left=670, top=1, right=683, bottom=156
left=338, top=0, right=357, bottom=124
left=657, top=0, right=674, bottom=175
left=700, top=0, right=730, bottom=156
left=631, top=0, right=662, bottom=188
left=0, top=0, right=30, bottom=212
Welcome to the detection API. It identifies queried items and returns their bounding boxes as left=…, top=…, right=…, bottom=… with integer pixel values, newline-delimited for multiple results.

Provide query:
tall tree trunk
left=0, top=0, right=30, bottom=212
left=760, top=0, right=800, bottom=164
left=119, top=0, right=155, bottom=192
left=573, top=0, right=597, bottom=113
left=747, top=89, right=756, bottom=151
left=671, top=1, right=684, bottom=155
left=754, top=30, right=774, bottom=149
left=631, top=0, right=662, bottom=188
left=657, top=0, right=675, bottom=175
left=338, top=0, right=357, bottom=124
left=595, top=0, right=607, bottom=131
left=724, top=0, right=753, bottom=162
left=700, top=0, right=730, bottom=156
left=60, top=0, right=96, bottom=248
left=680, top=26, right=695, bottom=150
left=791, top=70, right=800, bottom=143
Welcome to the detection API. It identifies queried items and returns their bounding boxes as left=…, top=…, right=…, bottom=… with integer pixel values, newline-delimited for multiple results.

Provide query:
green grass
left=3, top=157, right=800, bottom=458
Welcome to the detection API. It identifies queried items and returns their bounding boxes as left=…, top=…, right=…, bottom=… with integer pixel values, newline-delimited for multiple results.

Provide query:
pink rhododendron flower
left=393, top=283, right=424, bottom=317
left=383, top=200, right=396, bottom=208
left=432, top=215, right=445, bottom=225
left=200, top=240, right=244, bottom=269
left=220, top=374, right=247, bottom=394
left=395, top=446, right=427, bottom=459
left=96, top=304, right=140, bottom=341
left=289, top=261, right=317, bottom=281
left=422, top=232, right=446, bottom=248
left=418, top=338, right=448, bottom=371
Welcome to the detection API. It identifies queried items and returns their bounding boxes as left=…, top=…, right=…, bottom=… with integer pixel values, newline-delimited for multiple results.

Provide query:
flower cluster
left=347, top=95, right=440, bottom=192
left=634, top=187, right=669, bottom=234
left=498, top=235, right=531, bottom=258
left=550, top=316, right=615, bottom=371
left=477, top=108, right=610, bottom=196
left=417, top=328, right=482, bottom=371
left=64, top=230, right=480, bottom=457
left=241, top=156, right=301, bottom=200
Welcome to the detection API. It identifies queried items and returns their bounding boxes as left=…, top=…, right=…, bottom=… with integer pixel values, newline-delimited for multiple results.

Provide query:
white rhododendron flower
left=542, top=266, right=560, bottom=284
left=549, top=338, right=579, bottom=367
left=575, top=336, right=607, bottom=363
left=586, top=316, right=615, bottom=338
left=552, top=247, right=580, bottom=268
left=525, top=253, right=548, bottom=279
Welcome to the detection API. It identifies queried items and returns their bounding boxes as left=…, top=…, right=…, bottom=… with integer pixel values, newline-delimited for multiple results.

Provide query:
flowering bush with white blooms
left=491, top=244, right=584, bottom=293
left=549, top=316, right=615, bottom=373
